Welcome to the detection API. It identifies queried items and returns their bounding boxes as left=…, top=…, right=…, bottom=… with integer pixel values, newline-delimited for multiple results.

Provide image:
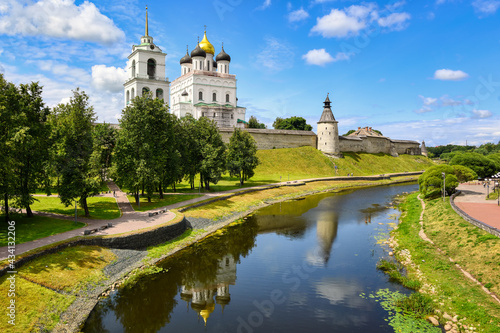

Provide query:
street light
left=74, top=200, right=78, bottom=225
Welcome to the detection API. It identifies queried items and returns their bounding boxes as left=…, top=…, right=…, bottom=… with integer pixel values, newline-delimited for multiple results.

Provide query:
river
left=83, top=183, right=418, bottom=333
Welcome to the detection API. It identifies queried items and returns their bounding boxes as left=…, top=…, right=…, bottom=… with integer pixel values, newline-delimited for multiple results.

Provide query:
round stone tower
left=317, top=94, right=342, bottom=157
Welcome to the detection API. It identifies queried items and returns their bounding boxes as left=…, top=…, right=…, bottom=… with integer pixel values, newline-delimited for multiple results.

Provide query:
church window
left=213, top=93, right=217, bottom=102
left=156, top=88, right=163, bottom=99
left=325, top=142, right=327, bottom=145
left=147, top=59, right=156, bottom=78
left=142, top=87, right=150, bottom=96
left=325, top=127, right=327, bottom=130
left=226, top=94, right=230, bottom=103
left=131, top=88, right=135, bottom=99
left=199, top=91, right=203, bottom=100
left=329, top=132, right=331, bottom=135
left=126, top=90, right=130, bottom=104
left=231, top=114, right=233, bottom=119
left=132, top=60, right=136, bottom=77
left=214, top=113, right=217, bottom=118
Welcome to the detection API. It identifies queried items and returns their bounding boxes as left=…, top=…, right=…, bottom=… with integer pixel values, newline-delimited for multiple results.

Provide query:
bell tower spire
left=145, top=5, right=149, bottom=37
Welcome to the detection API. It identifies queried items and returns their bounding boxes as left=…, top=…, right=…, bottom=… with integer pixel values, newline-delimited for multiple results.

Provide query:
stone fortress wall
left=219, top=127, right=422, bottom=156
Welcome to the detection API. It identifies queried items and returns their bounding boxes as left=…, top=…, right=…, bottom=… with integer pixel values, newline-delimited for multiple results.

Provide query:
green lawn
left=127, top=194, right=203, bottom=212
left=142, top=147, right=434, bottom=193
left=31, top=196, right=121, bottom=219
left=0, top=214, right=85, bottom=246
left=34, top=182, right=111, bottom=195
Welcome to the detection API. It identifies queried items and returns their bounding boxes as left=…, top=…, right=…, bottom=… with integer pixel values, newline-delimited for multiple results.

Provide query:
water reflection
left=84, top=183, right=418, bottom=333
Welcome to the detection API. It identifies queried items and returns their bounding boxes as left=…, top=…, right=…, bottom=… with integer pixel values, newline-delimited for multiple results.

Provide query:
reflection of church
left=180, top=254, right=237, bottom=325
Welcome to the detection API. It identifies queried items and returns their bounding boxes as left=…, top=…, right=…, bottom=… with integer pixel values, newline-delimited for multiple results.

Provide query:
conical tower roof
left=318, top=93, right=337, bottom=123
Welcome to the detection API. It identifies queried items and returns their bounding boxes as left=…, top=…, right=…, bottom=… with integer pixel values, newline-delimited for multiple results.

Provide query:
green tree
left=418, top=165, right=459, bottom=198
left=197, top=117, right=226, bottom=190
left=92, top=123, right=117, bottom=180
left=158, top=113, right=182, bottom=195
left=178, top=115, right=200, bottom=190
left=342, top=130, right=356, bottom=136
left=51, top=89, right=100, bottom=217
left=449, top=152, right=496, bottom=178
left=12, top=82, right=51, bottom=217
left=451, top=165, right=478, bottom=182
left=0, top=74, right=19, bottom=222
left=227, top=128, right=259, bottom=185
left=273, top=116, right=312, bottom=131
left=248, top=115, right=266, bottom=129
left=487, top=153, right=500, bottom=172
left=113, top=94, right=168, bottom=203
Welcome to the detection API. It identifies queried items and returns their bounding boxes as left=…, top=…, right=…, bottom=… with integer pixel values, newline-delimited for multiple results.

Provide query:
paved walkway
left=0, top=173, right=420, bottom=260
left=454, top=184, right=500, bottom=230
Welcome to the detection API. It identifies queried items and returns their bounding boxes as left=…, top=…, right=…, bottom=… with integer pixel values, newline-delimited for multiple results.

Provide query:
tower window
left=213, top=93, right=217, bottom=102
left=131, top=88, right=135, bottom=99
left=132, top=60, right=136, bottom=77
left=126, top=90, right=130, bottom=104
left=147, top=58, right=156, bottom=78
left=226, top=94, right=230, bottom=103
left=142, top=87, right=150, bottom=96
left=199, top=91, right=203, bottom=100
left=156, top=88, right=163, bottom=99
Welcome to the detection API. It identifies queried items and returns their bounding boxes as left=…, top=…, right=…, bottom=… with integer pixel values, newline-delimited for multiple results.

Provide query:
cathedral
left=123, top=8, right=246, bottom=128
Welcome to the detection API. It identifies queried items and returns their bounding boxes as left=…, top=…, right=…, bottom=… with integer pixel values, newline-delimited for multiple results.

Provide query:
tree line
left=0, top=75, right=259, bottom=221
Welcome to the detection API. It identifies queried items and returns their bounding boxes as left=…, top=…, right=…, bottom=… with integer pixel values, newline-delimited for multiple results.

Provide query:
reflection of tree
left=86, top=218, right=259, bottom=332
left=110, top=269, right=181, bottom=333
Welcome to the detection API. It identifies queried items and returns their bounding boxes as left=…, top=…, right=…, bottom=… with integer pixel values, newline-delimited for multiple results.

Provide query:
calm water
left=84, top=183, right=418, bottom=333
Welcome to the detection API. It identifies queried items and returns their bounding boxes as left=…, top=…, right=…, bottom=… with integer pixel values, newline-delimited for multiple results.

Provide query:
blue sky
left=1, top=0, right=499, bottom=146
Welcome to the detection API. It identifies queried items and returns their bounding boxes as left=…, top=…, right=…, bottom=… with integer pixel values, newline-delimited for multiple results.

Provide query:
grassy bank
left=157, top=147, right=433, bottom=193
left=0, top=246, right=116, bottom=332
left=395, top=193, right=500, bottom=332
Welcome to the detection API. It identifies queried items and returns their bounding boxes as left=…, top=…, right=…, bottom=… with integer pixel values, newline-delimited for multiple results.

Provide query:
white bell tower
left=123, top=6, right=170, bottom=106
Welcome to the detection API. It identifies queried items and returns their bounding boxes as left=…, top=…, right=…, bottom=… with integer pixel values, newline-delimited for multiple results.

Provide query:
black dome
left=180, top=49, right=192, bottom=64
left=216, top=46, right=231, bottom=62
left=191, top=44, right=206, bottom=58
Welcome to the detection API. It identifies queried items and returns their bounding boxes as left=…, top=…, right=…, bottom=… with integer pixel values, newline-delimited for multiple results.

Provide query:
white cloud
left=32, top=60, right=91, bottom=84
left=472, top=109, right=493, bottom=118
left=302, top=49, right=350, bottom=66
left=288, top=8, right=309, bottom=22
left=414, top=106, right=433, bottom=114
left=91, top=65, right=127, bottom=93
left=257, top=0, right=272, bottom=10
left=472, top=0, right=500, bottom=15
left=310, top=5, right=373, bottom=38
left=0, top=0, right=125, bottom=45
left=256, top=37, right=294, bottom=72
left=377, top=12, right=411, bottom=31
left=419, top=95, right=438, bottom=106
left=310, top=3, right=410, bottom=38
left=434, top=69, right=469, bottom=81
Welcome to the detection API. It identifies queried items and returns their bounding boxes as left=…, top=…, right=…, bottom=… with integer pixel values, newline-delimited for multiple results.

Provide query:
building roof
left=318, top=93, right=337, bottom=123
left=348, top=127, right=384, bottom=137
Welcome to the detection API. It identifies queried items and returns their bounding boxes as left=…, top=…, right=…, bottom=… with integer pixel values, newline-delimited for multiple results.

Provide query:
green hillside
left=254, top=146, right=434, bottom=181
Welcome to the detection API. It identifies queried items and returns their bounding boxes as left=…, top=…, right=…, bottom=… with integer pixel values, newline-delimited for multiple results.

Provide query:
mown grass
left=0, top=274, right=75, bottom=332
left=17, top=245, right=116, bottom=292
left=395, top=193, right=500, bottom=332
left=0, top=245, right=116, bottom=332
left=0, top=214, right=85, bottom=247
left=151, top=147, right=433, bottom=193
left=31, top=196, right=121, bottom=219
left=127, top=194, right=203, bottom=211
left=147, top=229, right=206, bottom=259
left=486, top=190, right=499, bottom=200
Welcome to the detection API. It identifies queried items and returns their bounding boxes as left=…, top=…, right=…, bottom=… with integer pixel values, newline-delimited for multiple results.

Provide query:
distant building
left=123, top=8, right=245, bottom=128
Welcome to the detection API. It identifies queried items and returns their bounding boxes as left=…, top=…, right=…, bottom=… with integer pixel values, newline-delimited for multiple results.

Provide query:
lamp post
left=74, top=200, right=77, bottom=225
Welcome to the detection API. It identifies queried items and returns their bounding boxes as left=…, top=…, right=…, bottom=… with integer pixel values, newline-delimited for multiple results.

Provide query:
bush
left=449, top=152, right=497, bottom=178
left=418, top=165, right=460, bottom=198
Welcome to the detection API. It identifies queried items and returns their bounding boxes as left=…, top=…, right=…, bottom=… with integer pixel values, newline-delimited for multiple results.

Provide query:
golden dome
left=200, top=303, right=215, bottom=326
left=199, top=31, right=215, bottom=55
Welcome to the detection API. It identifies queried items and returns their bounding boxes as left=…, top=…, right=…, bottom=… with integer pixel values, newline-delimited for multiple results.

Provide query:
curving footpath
left=453, top=183, right=500, bottom=230
left=0, top=172, right=421, bottom=261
